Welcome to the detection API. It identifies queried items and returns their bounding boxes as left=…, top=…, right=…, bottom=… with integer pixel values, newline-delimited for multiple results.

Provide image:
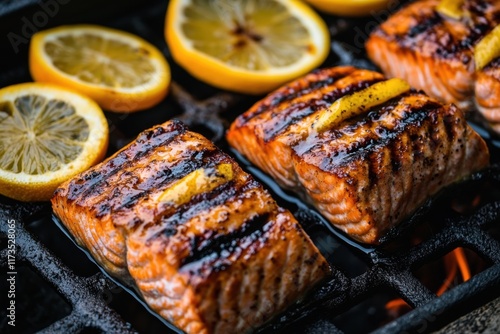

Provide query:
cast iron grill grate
left=1, top=165, right=500, bottom=334
left=1, top=0, right=500, bottom=333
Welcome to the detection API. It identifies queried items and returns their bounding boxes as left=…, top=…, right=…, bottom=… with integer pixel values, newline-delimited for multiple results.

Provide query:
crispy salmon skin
left=366, top=0, right=500, bottom=131
left=52, top=120, right=330, bottom=334
left=227, top=67, right=489, bottom=244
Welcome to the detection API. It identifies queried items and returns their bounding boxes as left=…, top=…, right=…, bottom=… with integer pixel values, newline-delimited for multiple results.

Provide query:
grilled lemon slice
left=165, top=0, right=329, bottom=94
left=0, top=83, right=108, bottom=202
left=29, top=25, right=170, bottom=113
left=475, top=25, right=500, bottom=70
left=313, top=78, right=411, bottom=132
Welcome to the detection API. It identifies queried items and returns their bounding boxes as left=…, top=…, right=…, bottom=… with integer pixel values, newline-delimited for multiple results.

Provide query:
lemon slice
left=304, top=0, right=392, bottom=17
left=165, top=0, right=330, bottom=95
left=436, top=0, right=465, bottom=20
left=0, top=83, right=108, bottom=202
left=159, top=163, right=234, bottom=206
left=29, top=25, right=170, bottom=113
left=475, top=25, right=500, bottom=70
left=313, top=78, right=411, bottom=133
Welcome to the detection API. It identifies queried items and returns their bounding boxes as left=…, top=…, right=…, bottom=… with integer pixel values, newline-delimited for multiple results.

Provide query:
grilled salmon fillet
left=476, top=58, right=500, bottom=133
left=227, top=67, right=489, bottom=244
left=366, top=0, right=500, bottom=132
left=52, top=120, right=330, bottom=334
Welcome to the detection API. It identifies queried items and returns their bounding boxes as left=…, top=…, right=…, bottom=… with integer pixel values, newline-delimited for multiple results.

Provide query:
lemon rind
left=165, top=0, right=330, bottom=94
left=30, top=24, right=170, bottom=112
left=0, top=83, right=108, bottom=201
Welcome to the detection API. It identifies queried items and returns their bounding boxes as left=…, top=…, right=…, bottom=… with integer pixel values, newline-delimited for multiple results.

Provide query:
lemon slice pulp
left=0, top=95, right=89, bottom=174
left=45, top=34, right=155, bottom=88
left=166, top=0, right=329, bottom=94
left=30, top=25, right=170, bottom=113
left=0, top=83, right=108, bottom=202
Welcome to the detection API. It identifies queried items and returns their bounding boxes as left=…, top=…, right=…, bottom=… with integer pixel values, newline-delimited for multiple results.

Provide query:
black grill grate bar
left=170, top=82, right=242, bottom=142
left=259, top=164, right=500, bottom=332
left=372, top=264, right=500, bottom=334
left=0, top=218, right=136, bottom=334
left=304, top=319, right=344, bottom=334
left=37, top=312, right=93, bottom=334
left=377, top=270, right=436, bottom=308
left=454, top=225, right=500, bottom=264
left=386, top=204, right=500, bottom=267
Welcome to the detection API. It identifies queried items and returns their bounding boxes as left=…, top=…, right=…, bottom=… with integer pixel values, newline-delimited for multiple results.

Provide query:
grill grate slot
left=0, top=210, right=136, bottom=334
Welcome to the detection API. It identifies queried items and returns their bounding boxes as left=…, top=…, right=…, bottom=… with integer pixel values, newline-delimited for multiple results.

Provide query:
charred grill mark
left=98, top=148, right=222, bottom=218
left=386, top=1, right=500, bottom=59
left=388, top=138, right=404, bottom=220
left=368, top=149, right=391, bottom=219
left=262, top=102, right=315, bottom=142
left=163, top=180, right=237, bottom=225
left=180, top=212, right=272, bottom=270
left=483, top=57, right=500, bottom=71
left=466, top=0, right=489, bottom=13
left=389, top=139, right=403, bottom=173
left=267, top=75, right=337, bottom=107
left=144, top=178, right=262, bottom=239
left=239, top=68, right=355, bottom=123
left=466, top=0, right=499, bottom=22
left=436, top=110, right=457, bottom=181
left=141, top=180, right=238, bottom=237
left=407, top=12, right=441, bottom=38
left=67, top=121, right=187, bottom=201
left=262, top=78, right=385, bottom=142
left=310, top=98, right=443, bottom=173
left=366, top=150, right=378, bottom=188
left=442, top=112, right=458, bottom=143
left=421, top=113, right=437, bottom=155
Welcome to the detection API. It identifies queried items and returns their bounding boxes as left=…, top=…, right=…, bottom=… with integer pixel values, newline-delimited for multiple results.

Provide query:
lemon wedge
left=0, top=83, right=108, bottom=202
left=313, top=78, right=411, bottom=133
left=436, top=0, right=465, bottom=20
left=165, top=0, right=329, bottom=95
left=475, top=25, right=500, bottom=70
left=29, top=25, right=170, bottom=113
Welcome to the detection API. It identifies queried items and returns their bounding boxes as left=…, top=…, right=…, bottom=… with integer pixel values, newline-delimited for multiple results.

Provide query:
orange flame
left=385, top=247, right=471, bottom=316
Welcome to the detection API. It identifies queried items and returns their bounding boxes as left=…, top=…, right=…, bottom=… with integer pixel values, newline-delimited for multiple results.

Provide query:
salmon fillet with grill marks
left=366, top=0, right=500, bottom=132
left=52, top=120, right=330, bottom=334
left=227, top=67, right=489, bottom=244
left=476, top=58, right=500, bottom=133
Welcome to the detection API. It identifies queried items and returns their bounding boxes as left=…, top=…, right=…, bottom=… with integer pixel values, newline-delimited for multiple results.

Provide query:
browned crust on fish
left=366, top=0, right=500, bottom=130
left=227, top=67, right=490, bottom=244
left=52, top=120, right=330, bottom=334
left=227, top=66, right=385, bottom=190
left=475, top=57, right=500, bottom=130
